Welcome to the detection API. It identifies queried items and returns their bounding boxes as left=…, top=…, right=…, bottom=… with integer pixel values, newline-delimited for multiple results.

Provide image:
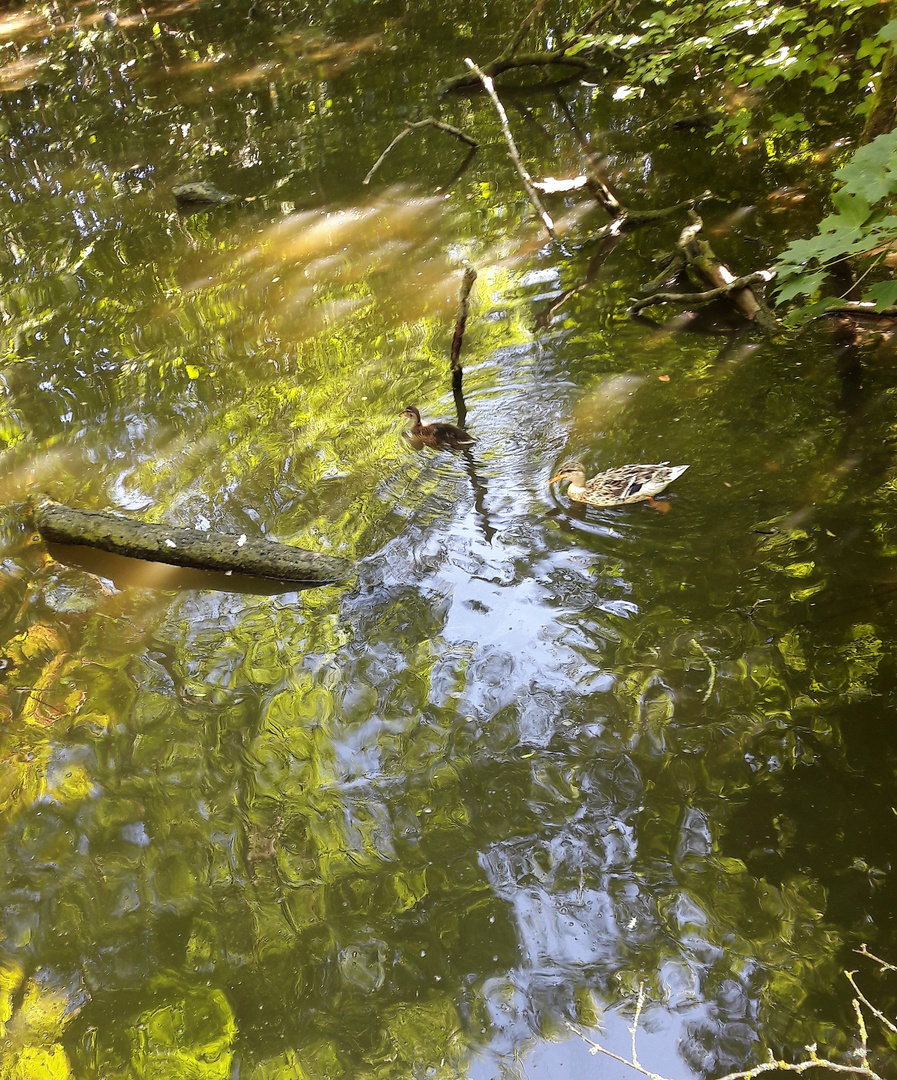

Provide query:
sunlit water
left=0, top=2, right=896, bottom=1078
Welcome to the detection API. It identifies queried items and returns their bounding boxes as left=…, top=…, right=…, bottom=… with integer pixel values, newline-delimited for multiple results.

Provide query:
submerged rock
left=172, top=181, right=236, bottom=212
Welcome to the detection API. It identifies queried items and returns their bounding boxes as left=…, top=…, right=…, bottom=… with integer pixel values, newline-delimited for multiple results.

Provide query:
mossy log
left=35, top=500, right=351, bottom=585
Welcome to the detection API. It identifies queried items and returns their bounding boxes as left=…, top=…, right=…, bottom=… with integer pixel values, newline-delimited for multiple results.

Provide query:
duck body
left=401, top=405, right=475, bottom=450
left=548, top=461, right=689, bottom=507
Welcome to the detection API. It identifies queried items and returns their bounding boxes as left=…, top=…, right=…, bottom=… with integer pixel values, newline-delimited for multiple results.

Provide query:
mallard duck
left=548, top=461, right=689, bottom=508
left=401, top=405, right=475, bottom=450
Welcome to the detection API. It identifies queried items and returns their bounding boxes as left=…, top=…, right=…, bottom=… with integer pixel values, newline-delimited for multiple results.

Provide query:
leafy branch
left=774, top=129, right=897, bottom=320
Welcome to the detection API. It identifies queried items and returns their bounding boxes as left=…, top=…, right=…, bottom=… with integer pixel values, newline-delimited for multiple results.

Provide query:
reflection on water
left=0, top=1, right=896, bottom=1078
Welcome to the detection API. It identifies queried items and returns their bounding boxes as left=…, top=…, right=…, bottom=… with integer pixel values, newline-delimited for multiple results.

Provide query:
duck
left=401, top=405, right=476, bottom=450
left=548, top=460, right=689, bottom=508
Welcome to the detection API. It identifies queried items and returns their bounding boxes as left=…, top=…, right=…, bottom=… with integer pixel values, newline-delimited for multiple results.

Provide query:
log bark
left=34, top=501, right=351, bottom=584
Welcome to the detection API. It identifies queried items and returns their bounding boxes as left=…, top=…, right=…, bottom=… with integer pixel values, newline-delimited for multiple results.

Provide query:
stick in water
left=463, top=58, right=558, bottom=243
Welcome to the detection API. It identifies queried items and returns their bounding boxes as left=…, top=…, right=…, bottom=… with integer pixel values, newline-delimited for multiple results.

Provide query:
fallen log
left=34, top=500, right=351, bottom=585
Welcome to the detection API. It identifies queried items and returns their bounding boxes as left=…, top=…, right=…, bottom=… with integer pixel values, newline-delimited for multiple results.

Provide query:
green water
left=0, top=1, right=896, bottom=1077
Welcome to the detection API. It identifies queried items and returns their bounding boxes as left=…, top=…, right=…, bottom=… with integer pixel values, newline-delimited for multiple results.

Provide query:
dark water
left=1, top=1, right=896, bottom=1077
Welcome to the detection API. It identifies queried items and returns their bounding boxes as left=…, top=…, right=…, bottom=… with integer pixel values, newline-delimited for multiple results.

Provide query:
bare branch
left=441, top=0, right=618, bottom=93
left=450, top=268, right=477, bottom=372
left=816, top=304, right=897, bottom=320
left=631, top=983, right=646, bottom=1068
left=450, top=268, right=477, bottom=429
left=463, top=58, right=558, bottom=243
left=566, top=1017, right=885, bottom=1080
left=854, top=945, right=897, bottom=973
left=439, top=50, right=588, bottom=95
left=499, top=0, right=548, bottom=60
left=363, top=118, right=478, bottom=186
left=845, top=970, right=897, bottom=1037
left=629, top=271, right=776, bottom=314
left=853, top=999, right=870, bottom=1071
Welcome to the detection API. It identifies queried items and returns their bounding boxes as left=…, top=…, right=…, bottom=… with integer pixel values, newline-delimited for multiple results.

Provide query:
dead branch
left=855, top=945, right=897, bottom=973
left=500, top=0, right=548, bottom=61
left=629, top=270, right=776, bottom=313
left=675, top=213, right=777, bottom=330
left=363, top=117, right=478, bottom=186
left=566, top=988, right=885, bottom=1080
left=558, top=0, right=619, bottom=50
left=440, top=0, right=617, bottom=94
left=551, top=89, right=625, bottom=217
left=625, top=193, right=713, bottom=226
left=437, top=145, right=478, bottom=192
left=816, top=304, right=897, bottom=320
left=535, top=234, right=622, bottom=328
left=845, top=971, right=897, bottom=1037
left=464, top=58, right=558, bottom=242
left=451, top=267, right=477, bottom=429
left=451, top=268, right=477, bottom=372
left=440, top=50, right=589, bottom=94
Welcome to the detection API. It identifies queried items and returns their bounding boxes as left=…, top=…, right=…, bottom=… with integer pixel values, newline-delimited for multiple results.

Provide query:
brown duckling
left=548, top=461, right=689, bottom=508
left=401, top=405, right=476, bottom=450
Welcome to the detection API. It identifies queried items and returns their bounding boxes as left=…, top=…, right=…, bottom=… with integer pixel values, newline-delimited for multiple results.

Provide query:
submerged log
left=34, top=501, right=351, bottom=585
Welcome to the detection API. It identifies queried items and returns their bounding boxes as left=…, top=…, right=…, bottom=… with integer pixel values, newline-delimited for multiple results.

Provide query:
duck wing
left=428, top=422, right=476, bottom=446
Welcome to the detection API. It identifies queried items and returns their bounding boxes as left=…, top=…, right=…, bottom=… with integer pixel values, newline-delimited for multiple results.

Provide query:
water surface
left=1, top=2, right=896, bottom=1078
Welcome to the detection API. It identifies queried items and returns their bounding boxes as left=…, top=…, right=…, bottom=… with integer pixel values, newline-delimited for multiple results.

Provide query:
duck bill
left=547, top=474, right=563, bottom=486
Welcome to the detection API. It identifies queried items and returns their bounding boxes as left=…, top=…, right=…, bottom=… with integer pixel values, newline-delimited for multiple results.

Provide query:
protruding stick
left=451, top=267, right=477, bottom=428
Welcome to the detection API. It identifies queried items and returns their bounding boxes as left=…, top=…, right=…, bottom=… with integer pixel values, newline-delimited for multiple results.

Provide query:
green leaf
left=863, top=280, right=897, bottom=309
left=877, top=18, right=897, bottom=42
left=776, top=271, right=825, bottom=303
left=830, top=190, right=873, bottom=226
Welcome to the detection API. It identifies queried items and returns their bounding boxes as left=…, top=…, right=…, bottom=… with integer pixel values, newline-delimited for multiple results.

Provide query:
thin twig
left=692, top=640, right=717, bottom=704
left=363, top=118, right=478, bottom=185
left=500, top=0, right=548, bottom=60
left=630, top=983, right=646, bottom=1067
left=816, top=304, right=897, bottom=320
left=855, top=945, right=897, bottom=973
left=558, top=0, right=619, bottom=50
left=436, top=145, right=478, bottom=193
left=463, top=58, right=558, bottom=243
left=565, top=1022, right=666, bottom=1080
left=628, top=271, right=776, bottom=314
left=853, top=999, right=870, bottom=1071
left=566, top=1019, right=884, bottom=1080
left=845, top=970, right=897, bottom=1036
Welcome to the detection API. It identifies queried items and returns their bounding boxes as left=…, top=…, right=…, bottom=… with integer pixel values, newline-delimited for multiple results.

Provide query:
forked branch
left=565, top=961, right=891, bottom=1080
left=363, top=118, right=478, bottom=186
